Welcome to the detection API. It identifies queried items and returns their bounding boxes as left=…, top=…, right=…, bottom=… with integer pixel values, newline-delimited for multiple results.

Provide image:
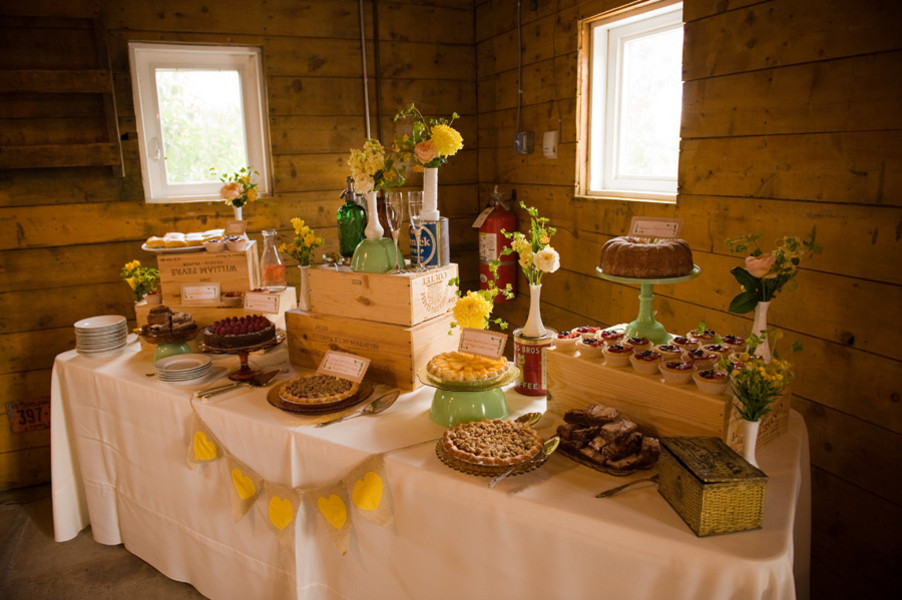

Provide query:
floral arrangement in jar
left=279, top=218, right=324, bottom=266
left=347, top=139, right=406, bottom=194
left=120, top=259, right=160, bottom=302
left=726, top=336, right=795, bottom=422
left=724, top=231, right=821, bottom=314
left=392, top=103, right=463, bottom=171
left=210, top=166, right=259, bottom=208
left=503, top=202, right=560, bottom=285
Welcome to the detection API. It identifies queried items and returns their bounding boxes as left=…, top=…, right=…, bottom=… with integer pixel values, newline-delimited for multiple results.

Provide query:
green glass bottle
left=337, top=176, right=366, bottom=258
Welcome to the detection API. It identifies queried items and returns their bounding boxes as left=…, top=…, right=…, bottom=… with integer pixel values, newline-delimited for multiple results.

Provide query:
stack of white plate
left=155, top=354, right=213, bottom=384
left=74, top=315, right=128, bottom=358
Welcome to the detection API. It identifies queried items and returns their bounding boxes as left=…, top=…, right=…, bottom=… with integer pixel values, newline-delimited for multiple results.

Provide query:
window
left=581, top=1, right=683, bottom=201
left=129, top=43, right=271, bottom=203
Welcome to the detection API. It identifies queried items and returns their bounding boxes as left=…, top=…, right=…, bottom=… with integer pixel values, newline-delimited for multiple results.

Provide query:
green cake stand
left=350, top=238, right=398, bottom=273
left=596, top=265, right=701, bottom=345
left=418, top=366, right=520, bottom=428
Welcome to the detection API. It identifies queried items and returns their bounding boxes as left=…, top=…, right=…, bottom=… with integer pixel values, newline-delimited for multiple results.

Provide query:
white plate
left=74, top=315, right=127, bottom=330
left=141, top=243, right=206, bottom=254
left=155, top=354, right=212, bottom=374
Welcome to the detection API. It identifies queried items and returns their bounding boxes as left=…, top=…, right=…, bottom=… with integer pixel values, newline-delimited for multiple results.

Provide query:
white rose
left=534, top=246, right=560, bottom=273
left=353, top=173, right=374, bottom=194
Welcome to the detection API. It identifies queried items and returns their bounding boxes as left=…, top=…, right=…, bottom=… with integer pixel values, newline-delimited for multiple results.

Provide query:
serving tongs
left=197, top=369, right=282, bottom=400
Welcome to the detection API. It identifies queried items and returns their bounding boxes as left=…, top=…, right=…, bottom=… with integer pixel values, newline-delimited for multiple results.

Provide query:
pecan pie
left=442, top=419, right=543, bottom=466
left=278, top=374, right=359, bottom=405
left=426, top=351, right=509, bottom=382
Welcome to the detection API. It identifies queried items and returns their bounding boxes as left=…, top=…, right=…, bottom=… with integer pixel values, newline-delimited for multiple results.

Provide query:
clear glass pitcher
left=260, top=229, right=287, bottom=292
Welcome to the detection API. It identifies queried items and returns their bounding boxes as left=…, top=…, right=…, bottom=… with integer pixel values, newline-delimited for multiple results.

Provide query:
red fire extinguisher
left=475, top=187, right=517, bottom=303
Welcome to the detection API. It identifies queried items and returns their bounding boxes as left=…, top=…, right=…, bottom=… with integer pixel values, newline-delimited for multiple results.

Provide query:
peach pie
left=442, top=419, right=544, bottom=466
left=426, top=351, right=509, bottom=382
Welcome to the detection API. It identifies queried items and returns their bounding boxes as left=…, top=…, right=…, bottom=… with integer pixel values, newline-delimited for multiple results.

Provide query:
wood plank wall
left=0, top=0, right=477, bottom=487
left=475, top=0, right=902, bottom=597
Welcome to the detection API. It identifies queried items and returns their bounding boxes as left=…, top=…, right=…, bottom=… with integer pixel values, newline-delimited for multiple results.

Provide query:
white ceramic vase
left=422, top=167, right=440, bottom=220
left=233, top=205, right=243, bottom=221
left=752, top=301, right=772, bottom=363
left=298, top=265, right=311, bottom=311
left=364, top=191, right=384, bottom=240
left=741, top=419, right=761, bottom=468
left=521, top=283, right=546, bottom=338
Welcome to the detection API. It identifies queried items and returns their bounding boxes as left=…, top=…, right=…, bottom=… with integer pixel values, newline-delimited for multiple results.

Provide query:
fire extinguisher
left=475, top=186, right=517, bottom=303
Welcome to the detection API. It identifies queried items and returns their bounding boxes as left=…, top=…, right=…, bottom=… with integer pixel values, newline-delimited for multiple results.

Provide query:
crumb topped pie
left=426, top=351, right=509, bottom=382
left=442, top=419, right=543, bottom=466
left=278, top=374, right=359, bottom=405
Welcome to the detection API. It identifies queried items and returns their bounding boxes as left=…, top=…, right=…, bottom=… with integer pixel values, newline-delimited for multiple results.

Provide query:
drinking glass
left=407, top=191, right=426, bottom=272
left=383, top=191, right=404, bottom=273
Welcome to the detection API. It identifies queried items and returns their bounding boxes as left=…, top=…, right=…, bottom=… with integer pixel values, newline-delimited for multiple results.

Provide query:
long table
left=51, top=341, right=810, bottom=599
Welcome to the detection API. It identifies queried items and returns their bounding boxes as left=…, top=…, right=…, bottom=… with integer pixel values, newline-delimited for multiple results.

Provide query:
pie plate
left=416, top=365, right=520, bottom=392
left=435, top=438, right=550, bottom=478
left=266, top=379, right=374, bottom=414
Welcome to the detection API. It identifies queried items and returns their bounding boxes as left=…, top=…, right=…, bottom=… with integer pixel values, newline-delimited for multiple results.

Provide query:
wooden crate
left=285, top=309, right=460, bottom=390
left=135, top=288, right=296, bottom=330
left=545, top=349, right=789, bottom=453
left=308, top=263, right=458, bottom=326
left=155, top=242, right=260, bottom=305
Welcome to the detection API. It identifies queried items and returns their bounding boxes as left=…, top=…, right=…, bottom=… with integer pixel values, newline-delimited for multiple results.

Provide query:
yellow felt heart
left=268, top=496, right=294, bottom=531
left=193, top=431, right=217, bottom=461
left=231, top=468, right=256, bottom=501
left=351, top=471, right=383, bottom=511
left=317, top=494, right=347, bottom=531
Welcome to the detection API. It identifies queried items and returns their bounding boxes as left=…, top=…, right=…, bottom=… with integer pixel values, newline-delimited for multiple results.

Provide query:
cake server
left=595, top=474, right=660, bottom=499
left=198, top=369, right=281, bottom=400
left=488, top=435, right=560, bottom=488
left=316, top=389, right=401, bottom=427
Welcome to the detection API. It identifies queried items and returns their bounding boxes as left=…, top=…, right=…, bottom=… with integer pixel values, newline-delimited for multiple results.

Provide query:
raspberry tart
left=203, top=315, right=276, bottom=349
left=441, top=419, right=544, bottom=467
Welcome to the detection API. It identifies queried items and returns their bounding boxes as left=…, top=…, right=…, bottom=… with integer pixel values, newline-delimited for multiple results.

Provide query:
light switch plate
left=514, top=131, right=534, bottom=155
left=543, top=130, right=559, bottom=159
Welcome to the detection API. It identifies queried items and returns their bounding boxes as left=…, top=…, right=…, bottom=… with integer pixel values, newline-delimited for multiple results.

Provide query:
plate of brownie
left=556, top=404, right=660, bottom=476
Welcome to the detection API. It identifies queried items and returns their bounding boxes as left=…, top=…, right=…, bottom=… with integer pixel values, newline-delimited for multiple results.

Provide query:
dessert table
left=51, top=341, right=810, bottom=600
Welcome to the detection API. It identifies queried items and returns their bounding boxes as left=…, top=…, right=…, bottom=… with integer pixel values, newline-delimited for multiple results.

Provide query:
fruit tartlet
left=554, top=331, right=581, bottom=353
left=687, top=328, right=717, bottom=345
left=692, top=368, right=730, bottom=395
left=721, top=334, right=747, bottom=354
left=629, top=350, right=663, bottom=375
left=602, top=343, right=633, bottom=367
left=573, top=326, right=602, bottom=340
left=624, top=336, right=652, bottom=353
left=654, top=343, right=683, bottom=361
left=599, top=329, right=625, bottom=345
left=659, top=360, right=694, bottom=384
left=682, top=348, right=718, bottom=370
left=579, top=337, right=605, bottom=359
left=670, top=335, right=698, bottom=351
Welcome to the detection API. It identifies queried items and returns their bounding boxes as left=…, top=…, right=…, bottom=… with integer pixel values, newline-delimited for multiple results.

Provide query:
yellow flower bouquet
left=726, top=335, right=794, bottom=421
left=392, top=103, right=463, bottom=171
left=347, top=139, right=406, bottom=194
left=503, top=203, right=560, bottom=286
left=210, top=166, right=259, bottom=208
left=279, top=218, right=324, bottom=266
left=120, top=259, right=160, bottom=302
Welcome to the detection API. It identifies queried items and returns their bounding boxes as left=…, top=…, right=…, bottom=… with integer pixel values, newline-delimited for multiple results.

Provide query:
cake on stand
left=596, top=265, right=701, bottom=345
left=417, top=366, right=520, bottom=428
left=139, top=324, right=198, bottom=363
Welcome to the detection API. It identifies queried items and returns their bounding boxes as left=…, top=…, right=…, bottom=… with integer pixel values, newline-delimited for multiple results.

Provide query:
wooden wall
left=476, top=0, right=902, bottom=597
left=0, top=0, right=477, bottom=487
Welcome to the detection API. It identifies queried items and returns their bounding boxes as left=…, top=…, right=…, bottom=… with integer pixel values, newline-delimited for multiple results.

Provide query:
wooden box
left=308, top=263, right=458, bottom=326
left=658, top=437, right=767, bottom=537
left=285, top=309, right=460, bottom=390
left=155, top=242, right=260, bottom=305
left=544, top=349, right=789, bottom=453
left=135, top=288, right=296, bottom=330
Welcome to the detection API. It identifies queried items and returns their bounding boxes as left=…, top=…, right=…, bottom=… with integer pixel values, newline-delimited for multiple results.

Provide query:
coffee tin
left=409, top=217, right=450, bottom=268
left=513, top=328, right=555, bottom=395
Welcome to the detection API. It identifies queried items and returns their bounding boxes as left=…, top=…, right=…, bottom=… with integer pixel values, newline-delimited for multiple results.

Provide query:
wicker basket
left=657, top=437, right=767, bottom=537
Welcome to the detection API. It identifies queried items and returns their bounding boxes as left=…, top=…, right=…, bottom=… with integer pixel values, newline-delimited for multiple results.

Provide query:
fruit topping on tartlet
left=670, top=335, right=698, bottom=350
left=655, top=344, right=683, bottom=360
left=554, top=331, right=581, bottom=353
left=573, top=326, right=602, bottom=339
left=602, top=343, right=633, bottom=367
left=659, top=360, right=694, bottom=384
left=688, top=328, right=717, bottom=344
left=629, top=350, right=663, bottom=374
left=683, top=348, right=718, bottom=369
left=624, top=336, right=652, bottom=352
left=692, top=368, right=730, bottom=395
left=721, top=334, right=747, bottom=352
left=600, top=329, right=625, bottom=343
left=701, top=343, right=731, bottom=357
left=579, top=337, right=605, bottom=358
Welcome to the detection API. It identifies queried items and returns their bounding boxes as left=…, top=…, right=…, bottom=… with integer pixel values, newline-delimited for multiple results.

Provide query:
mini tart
left=426, top=351, right=509, bottom=382
left=602, top=343, right=633, bottom=367
left=554, top=331, right=581, bottom=353
left=670, top=336, right=698, bottom=351
left=442, top=419, right=543, bottom=467
left=688, top=329, right=717, bottom=344
left=629, top=350, right=662, bottom=374
left=655, top=344, right=683, bottom=361
left=721, top=334, right=747, bottom=354
left=624, top=336, right=652, bottom=352
left=692, top=369, right=730, bottom=395
left=659, top=360, right=694, bottom=384
left=579, top=337, right=605, bottom=359
left=278, top=374, right=359, bottom=405
left=683, top=348, right=718, bottom=369
left=701, top=343, right=732, bottom=358
left=599, top=329, right=625, bottom=344
left=572, top=326, right=601, bottom=340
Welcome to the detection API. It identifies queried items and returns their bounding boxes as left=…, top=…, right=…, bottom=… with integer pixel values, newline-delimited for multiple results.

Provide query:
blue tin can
left=409, top=217, right=449, bottom=268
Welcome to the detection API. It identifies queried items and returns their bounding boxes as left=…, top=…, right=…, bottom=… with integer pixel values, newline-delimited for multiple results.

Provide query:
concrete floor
left=0, top=484, right=206, bottom=599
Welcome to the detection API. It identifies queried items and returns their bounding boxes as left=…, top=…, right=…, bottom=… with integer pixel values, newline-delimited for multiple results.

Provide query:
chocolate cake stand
left=199, top=330, right=285, bottom=381
left=596, top=266, right=701, bottom=345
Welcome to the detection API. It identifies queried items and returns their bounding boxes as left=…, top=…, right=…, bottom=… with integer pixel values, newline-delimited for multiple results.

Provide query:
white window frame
left=579, top=0, right=683, bottom=202
left=129, top=43, right=272, bottom=204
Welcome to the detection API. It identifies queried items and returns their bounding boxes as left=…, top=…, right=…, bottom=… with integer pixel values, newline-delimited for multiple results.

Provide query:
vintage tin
left=409, top=217, right=450, bottom=268
left=513, top=328, right=555, bottom=395
left=657, top=437, right=768, bottom=537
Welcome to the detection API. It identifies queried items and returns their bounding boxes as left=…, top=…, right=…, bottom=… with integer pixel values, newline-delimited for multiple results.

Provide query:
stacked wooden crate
left=286, top=264, right=461, bottom=390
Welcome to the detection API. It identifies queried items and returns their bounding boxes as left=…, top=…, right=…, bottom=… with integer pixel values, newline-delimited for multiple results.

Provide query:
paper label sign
left=472, top=206, right=495, bottom=229
left=180, top=283, right=220, bottom=304
left=225, top=220, right=247, bottom=236
left=244, top=291, right=280, bottom=313
left=629, top=217, right=682, bottom=239
left=317, top=351, right=370, bottom=384
left=458, top=328, right=507, bottom=359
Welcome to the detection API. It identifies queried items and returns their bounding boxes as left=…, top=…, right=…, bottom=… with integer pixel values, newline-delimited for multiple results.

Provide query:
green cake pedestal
left=350, top=238, right=398, bottom=274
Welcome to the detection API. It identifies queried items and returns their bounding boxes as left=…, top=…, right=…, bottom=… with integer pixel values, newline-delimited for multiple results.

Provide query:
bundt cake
left=599, top=236, right=694, bottom=278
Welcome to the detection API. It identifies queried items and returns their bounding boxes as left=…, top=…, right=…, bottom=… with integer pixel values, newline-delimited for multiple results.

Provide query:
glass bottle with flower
left=120, top=260, right=160, bottom=303
left=501, top=203, right=560, bottom=338
left=725, top=231, right=821, bottom=362
left=393, top=103, right=463, bottom=221
left=210, top=166, right=259, bottom=221
left=279, top=218, right=324, bottom=311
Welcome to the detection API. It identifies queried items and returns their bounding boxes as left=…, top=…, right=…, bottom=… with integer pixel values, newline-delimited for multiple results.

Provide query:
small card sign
left=180, top=283, right=220, bottom=305
left=629, top=217, right=682, bottom=239
left=317, top=351, right=370, bottom=384
left=5, top=399, right=51, bottom=434
left=225, top=220, right=247, bottom=237
left=244, top=291, right=280, bottom=313
left=459, top=328, right=507, bottom=359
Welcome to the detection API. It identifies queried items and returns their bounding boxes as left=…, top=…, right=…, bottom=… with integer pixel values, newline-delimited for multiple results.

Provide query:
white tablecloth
left=51, top=342, right=810, bottom=599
